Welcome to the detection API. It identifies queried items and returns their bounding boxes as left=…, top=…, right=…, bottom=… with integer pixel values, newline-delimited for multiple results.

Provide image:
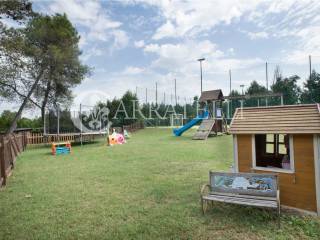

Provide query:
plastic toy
left=52, top=141, right=71, bottom=155
left=123, top=129, right=130, bottom=139
left=108, top=129, right=126, bottom=146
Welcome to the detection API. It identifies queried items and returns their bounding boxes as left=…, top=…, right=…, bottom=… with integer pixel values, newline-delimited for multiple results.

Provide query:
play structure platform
left=173, top=89, right=228, bottom=140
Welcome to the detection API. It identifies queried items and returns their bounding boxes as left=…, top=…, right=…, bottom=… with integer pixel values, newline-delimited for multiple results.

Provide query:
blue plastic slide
left=173, top=110, right=209, bottom=136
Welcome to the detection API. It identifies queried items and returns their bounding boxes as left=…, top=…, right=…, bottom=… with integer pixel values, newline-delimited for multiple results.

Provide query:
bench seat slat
left=203, top=194, right=278, bottom=208
left=209, top=192, right=277, bottom=201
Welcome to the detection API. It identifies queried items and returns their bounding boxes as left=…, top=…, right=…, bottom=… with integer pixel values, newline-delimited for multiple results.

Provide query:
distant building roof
left=199, top=89, right=224, bottom=102
left=230, top=104, right=320, bottom=134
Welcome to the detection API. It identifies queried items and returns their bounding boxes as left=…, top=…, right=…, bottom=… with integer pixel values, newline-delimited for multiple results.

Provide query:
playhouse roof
left=230, top=104, right=320, bottom=134
left=199, top=89, right=224, bottom=102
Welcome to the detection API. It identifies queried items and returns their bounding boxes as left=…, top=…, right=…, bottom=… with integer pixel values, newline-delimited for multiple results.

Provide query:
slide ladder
left=192, top=119, right=216, bottom=140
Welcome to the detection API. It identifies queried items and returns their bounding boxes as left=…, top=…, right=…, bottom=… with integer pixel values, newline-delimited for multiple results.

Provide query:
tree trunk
left=6, top=69, right=44, bottom=134
left=41, top=79, right=52, bottom=125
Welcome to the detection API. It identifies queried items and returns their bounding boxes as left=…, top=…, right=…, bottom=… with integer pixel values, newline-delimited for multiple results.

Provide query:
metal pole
left=99, top=107, right=102, bottom=133
left=309, top=55, right=312, bottom=79
left=43, top=108, right=46, bottom=135
left=197, top=58, right=205, bottom=94
left=145, top=88, right=148, bottom=104
left=155, top=82, right=158, bottom=106
left=57, top=105, right=60, bottom=141
left=174, top=79, right=177, bottom=106
left=80, top=103, right=82, bottom=146
left=227, top=100, right=230, bottom=119
left=266, top=62, right=268, bottom=90
left=266, top=62, right=268, bottom=106
left=200, top=61, right=203, bottom=93
left=229, top=69, right=232, bottom=95
left=163, top=92, right=166, bottom=104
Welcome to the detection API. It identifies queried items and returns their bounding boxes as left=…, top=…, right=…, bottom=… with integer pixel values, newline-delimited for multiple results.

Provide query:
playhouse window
left=254, top=134, right=293, bottom=172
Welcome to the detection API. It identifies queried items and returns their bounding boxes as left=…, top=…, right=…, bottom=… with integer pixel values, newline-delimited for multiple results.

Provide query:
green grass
left=1, top=128, right=320, bottom=239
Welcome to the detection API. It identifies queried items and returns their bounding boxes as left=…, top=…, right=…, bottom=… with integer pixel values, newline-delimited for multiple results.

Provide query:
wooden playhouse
left=229, top=104, right=320, bottom=215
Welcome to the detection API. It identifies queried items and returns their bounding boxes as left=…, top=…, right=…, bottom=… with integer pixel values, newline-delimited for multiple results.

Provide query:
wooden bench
left=200, top=172, right=280, bottom=227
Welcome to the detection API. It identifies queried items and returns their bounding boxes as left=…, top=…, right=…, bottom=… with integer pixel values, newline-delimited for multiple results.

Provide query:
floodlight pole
left=229, top=69, right=232, bottom=95
left=56, top=104, right=60, bottom=142
left=155, top=82, right=158, bottom=106
left=197, top=58, right=205, bottom=94
left=145, top=88, right=148, bottom=104
left=309, top=55, right=312, bottom=79
left=265, top=62, right=269, bottom=91
left=99, top=106, right=102, bottom=134
left=80, top=103, right=82, bottom=146
left=265, top=62, right=269, bottom=106
left=228, top=69, right=232, bottom=119
left=174, top=78, right=177, bottom=106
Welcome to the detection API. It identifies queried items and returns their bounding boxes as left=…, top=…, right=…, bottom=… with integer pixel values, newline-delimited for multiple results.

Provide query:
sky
left=3, top=0, right=320, bottom=112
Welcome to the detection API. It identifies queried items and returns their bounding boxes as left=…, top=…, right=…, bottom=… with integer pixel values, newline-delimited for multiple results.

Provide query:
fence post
left=24, top=132, right=27, bottom=150
left=0, top=136, right=6, bottom=186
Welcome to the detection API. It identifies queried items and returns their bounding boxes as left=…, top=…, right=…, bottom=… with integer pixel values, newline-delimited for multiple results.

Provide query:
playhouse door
left=316, top=135, right=320, bottom=216
left=316, top=136, right=320, bottom=215
left=318, top=136, right=320, bottom=168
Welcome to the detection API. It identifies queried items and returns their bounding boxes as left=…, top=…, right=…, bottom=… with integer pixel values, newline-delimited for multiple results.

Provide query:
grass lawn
left=1, top=128, right=320, bottom=239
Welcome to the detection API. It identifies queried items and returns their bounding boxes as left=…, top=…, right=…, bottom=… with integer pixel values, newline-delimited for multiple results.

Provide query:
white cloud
left=136, top=0, right=262, bottom=39
left=244, top=1, right=320, bottom=64
left=111, top=30, right=129, bottom=49
left=228, top=48, right=235, bottom=55
left=43, top=0, right=128, bottom=49
left=134, top=40, right=145, bottom=48
left=137, top=0, right=320, bottom=69
left=144, top=40, right=223, bottom=61
left=80, top=46, right=104, bottom=61
left=247, top=31, right=269, bottom=40
left=48, top=0, right=121, bottom=28
left=122, top=66, right=145, bottom=75
left=140, top=39, right=264, bottom=97
left=152, top=21, right=176, bottom=40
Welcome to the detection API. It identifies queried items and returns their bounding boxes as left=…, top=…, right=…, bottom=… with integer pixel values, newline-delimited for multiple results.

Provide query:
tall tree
left=0, top=23, right=45, bottom=133
left=244, top=80, right=268, bottom=107
left=0, top=0, right=34, bottom=22
left=271, top=75, right=301, bottom=105
left=0, top=13, right=89, bottom=133
left=272, top=65, right=282, bottom=86
left=30, top=14, right=89, bottom=123
left=300, top=70, right=320, bottom=104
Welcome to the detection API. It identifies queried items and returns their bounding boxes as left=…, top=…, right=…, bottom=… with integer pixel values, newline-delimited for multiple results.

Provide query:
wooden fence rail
left=123, top=121, right=144, bottom=132
left=0, top=133, right=27, bottom=187
left=27, top=132, right=77, bottom=145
